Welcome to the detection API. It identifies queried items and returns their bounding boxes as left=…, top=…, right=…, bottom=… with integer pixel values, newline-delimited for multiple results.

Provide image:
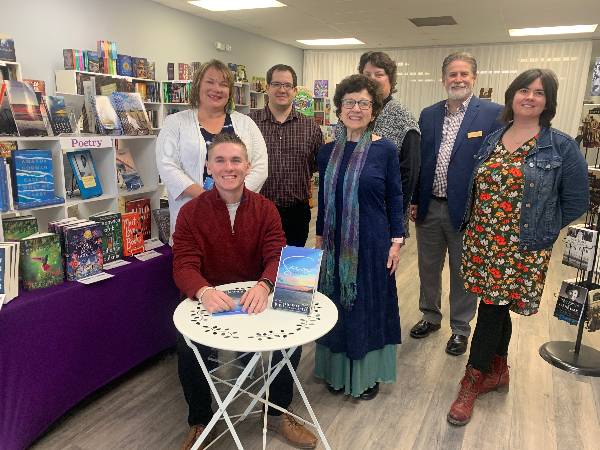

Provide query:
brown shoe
left=267, top=413, right=318, bottom=449
left=480, top=355, right=509, bottom=395
left=180, top=424, right=214, bottom=450
left=447, top=365, right=485, bottom=426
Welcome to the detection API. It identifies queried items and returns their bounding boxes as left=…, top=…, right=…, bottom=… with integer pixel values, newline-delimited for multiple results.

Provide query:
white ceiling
left=151, top=0, right=600, bottom=49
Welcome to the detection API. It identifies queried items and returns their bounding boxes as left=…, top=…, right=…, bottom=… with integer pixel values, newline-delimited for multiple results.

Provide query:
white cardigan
left=156, top=109, right=268, bottom=235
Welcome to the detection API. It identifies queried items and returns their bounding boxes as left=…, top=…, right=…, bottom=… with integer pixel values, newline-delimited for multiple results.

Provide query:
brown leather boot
left=180, top=424, right=215, bottom=450
left=447, top=365, right=485, bottom=426
left=267, top=413, right=318, bottom=449
left=480, top=354, right=509, bottom=395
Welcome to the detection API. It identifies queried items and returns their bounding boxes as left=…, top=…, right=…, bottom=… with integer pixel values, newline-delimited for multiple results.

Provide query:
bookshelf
left=234, top=82, right=250, bottom=114
left=313, top=97, right=332, bottom=126
left=0, top=135, right=162, bottom=241
left=250, top=90, right=267, bottom=111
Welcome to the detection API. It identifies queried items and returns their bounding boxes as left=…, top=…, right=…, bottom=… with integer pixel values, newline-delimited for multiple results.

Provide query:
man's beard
left=446, top=85, right=472, bottom=101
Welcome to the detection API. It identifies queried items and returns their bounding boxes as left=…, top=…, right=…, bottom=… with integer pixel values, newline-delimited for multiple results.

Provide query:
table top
left=173, top=281, right=338, bottom=352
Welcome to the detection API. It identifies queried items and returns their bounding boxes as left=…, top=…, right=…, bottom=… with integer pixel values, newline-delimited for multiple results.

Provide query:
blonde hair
left=190, top=59, right=235, bottom=112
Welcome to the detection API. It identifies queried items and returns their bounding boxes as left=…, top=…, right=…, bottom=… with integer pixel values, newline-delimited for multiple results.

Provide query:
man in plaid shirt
left=249, top=64, right=323, bottom=247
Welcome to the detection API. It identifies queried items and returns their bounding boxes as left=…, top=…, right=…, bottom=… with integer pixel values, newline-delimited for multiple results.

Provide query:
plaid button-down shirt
left=248, top=107, right=323, bottom=207
left=432, top=95, right=473, bottom=197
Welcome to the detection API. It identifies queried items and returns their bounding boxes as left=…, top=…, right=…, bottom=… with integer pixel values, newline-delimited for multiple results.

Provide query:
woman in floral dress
left=447, top=69, right=589, bottom=426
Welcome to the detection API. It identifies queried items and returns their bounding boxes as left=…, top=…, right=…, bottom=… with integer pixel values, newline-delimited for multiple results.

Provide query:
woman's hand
left=198, top=289, right=235, bottom=313
left=240, top=283, right=269, bottom=314
left=386, top=242, right=403, bottom=274
left=315, top=235, right=323, bottom=249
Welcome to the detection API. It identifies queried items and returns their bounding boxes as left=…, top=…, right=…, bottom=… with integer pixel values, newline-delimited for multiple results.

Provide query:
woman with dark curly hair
left=315, top=74, right=405, bottom=400
left=447, top=68, right=588, bottom=426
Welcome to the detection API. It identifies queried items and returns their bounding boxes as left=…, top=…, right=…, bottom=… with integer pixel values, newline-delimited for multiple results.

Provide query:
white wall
left=1, top=0, right=303, bottom=92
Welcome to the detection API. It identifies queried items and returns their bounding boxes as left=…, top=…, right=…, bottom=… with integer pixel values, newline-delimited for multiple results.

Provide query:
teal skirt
left=314, top=343, right=397, bottom=397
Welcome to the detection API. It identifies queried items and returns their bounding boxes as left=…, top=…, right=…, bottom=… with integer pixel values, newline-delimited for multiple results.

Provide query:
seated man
left=172, top=133, right=317, bottom=450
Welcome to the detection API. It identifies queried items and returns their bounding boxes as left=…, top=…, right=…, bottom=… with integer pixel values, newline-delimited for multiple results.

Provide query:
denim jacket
left=462, top=126, right=589, bottom=251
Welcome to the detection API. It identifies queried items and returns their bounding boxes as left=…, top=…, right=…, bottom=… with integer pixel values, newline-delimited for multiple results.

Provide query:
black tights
left=468, top=301, right=512, bottom=373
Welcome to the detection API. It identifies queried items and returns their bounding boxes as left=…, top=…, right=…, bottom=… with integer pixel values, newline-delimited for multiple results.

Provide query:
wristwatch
left=391, top=237, right=405, bottom=245
left=258, top=278, right=274, bottom=294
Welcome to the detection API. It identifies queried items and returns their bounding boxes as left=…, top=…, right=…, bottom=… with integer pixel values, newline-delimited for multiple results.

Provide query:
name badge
left=467, top=131, right=483, bottom=138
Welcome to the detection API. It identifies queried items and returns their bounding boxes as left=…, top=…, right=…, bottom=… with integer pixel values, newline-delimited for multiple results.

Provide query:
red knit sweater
left=172, top=188, right=286, bottom=299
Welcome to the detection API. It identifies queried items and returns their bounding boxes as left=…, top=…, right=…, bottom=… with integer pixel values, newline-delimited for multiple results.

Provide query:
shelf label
left=134, top=250, right=162, bottom=261
left=77, top=271, right=114, bottom=284
left=103, top=259, right=131, bottom=270
left=60, top=136, right=112, bottom=150
left=144, top=238, right=164, bottom=251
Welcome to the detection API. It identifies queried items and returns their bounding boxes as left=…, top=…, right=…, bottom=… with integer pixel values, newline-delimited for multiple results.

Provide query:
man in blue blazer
left=409, top=52, right=503, bottom=356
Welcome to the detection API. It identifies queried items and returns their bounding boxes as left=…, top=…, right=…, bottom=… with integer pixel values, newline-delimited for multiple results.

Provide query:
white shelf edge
left=2, top=202, right=65, bottom=215
left=113, top=135, right=157, bottom=140
left=57, top=69, right=159, bottom=83
left=118, top=185, right=158, bottom=197
left=162, top=80, right=192, bottom=84
left=0, top=136, right=59, bottom=142
left=65, top=193, right=117, bottom=207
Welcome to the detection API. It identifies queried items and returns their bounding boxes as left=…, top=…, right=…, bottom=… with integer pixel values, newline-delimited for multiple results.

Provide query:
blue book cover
left=11, top=149, right=64, bottom=208
left=272, top=246, right=323, bottom=314
left=67, top=150, right=103, bottom=199
left=0, top=160, right=9, bottom=212
left=212, top=287, right=249, bottom=316
left=64, top=223, right=104, bottom=281
left=117, top=54, right=133, bottom=77
left=45, top=95, right=73, bottom=135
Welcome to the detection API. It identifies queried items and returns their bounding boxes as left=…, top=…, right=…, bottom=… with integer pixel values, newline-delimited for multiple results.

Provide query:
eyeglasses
left=269, top=82, right=295, bottom=90
left=341, top=99, right=373, bottom=110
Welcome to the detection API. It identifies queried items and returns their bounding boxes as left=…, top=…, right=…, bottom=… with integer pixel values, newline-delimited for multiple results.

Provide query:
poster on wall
left=591, top=57, right=600, bottom=97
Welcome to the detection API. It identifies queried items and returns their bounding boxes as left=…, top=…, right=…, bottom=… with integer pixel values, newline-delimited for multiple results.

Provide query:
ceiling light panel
left=188, top=0, right=286, bottom=12
left=509, top=24, right=597, bottom=37
left=296, top=38, right=364, bottom=46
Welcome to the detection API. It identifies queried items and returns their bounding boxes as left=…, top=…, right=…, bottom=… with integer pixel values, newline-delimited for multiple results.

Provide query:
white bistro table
left=173, top=281, right=338, bottom=450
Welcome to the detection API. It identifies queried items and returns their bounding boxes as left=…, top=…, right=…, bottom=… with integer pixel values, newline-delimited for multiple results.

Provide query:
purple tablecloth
left=0, top=246, right=180, bottom=450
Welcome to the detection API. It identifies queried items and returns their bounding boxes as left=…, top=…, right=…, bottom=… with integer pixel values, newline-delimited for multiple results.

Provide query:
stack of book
left=89, top=211, right=123, bottom=263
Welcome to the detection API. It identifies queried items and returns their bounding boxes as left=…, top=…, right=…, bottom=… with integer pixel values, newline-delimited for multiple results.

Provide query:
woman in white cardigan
left=157, top=59, right=268, bottom=237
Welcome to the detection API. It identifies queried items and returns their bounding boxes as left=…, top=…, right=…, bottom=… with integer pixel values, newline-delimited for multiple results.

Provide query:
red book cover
left=121, top=212, right=144, bottom=256
left=125, top=197, right=151, bottom=240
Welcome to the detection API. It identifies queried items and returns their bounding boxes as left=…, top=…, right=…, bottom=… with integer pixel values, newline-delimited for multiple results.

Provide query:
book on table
left=2, top=215, right=38, bottom=241
left=125, top=198, right=151, bottom=240
left=212, top=287, right=249, bottom=316
left=272, top=245, right=323, bottom=314
left=19, top=232, right=64, bottom=290
left=152, top=208, right=170, bottom=244
left=89, top=211, right=123, bottom=263
left=121, top=212, right=144, bottom=256
left=63, top=221, right=104, bottom=281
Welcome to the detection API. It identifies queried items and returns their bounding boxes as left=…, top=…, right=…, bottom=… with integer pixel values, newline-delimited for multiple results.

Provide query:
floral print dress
left=462, top=137, right=552, bottom=316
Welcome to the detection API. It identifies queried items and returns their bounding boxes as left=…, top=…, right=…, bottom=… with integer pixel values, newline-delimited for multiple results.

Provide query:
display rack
left=233, top=81, right=250, bottom=114
left=250, top=90, right=267, bottom=111
left=313, top=96, right=331, bottom=125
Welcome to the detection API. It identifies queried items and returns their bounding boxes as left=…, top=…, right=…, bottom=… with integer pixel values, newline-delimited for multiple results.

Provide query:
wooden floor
left=31, top=219, right=600, bottom=450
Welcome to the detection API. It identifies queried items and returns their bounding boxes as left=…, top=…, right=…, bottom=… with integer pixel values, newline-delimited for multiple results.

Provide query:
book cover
left=121, top=211, right=144, bottom=256
left=115, top=147, right=143, bottom=191
left=588, top=288, right=600, bottom=332
left=44, top=95, right=73, bottom=135
left=64, top=223, right=104, bottom=280
left=272, top=245, right=323, bottom=314
left=89, top=211, right=123, bottom=262
left=109, top=92, right=151, bottom=136
left=178, top=63, right=189, bottom=80
left=147, top=61, right=156, bottom=81
left=2, top=216, right=37, bottom=241
left=313, top=80, right=328, bottom=98
left=94, top=95, right=122, bottom=135
left=62, top=49, right=75, bottom=70
left=67, top=150, right=103, bottom=199
left=23, top=79, right=46, bottom=96
left=581, top=106, right=600, bottom=148
left=19, top=233, right=64, bottom=290
left=0, top=38, right=16, bottom=62
left=87, top=51, right=100, bottom=73
left=11, top=149, right=63, bottom=208
left=554, top=280, right=588, bottom=325
left=0, top=159, right=10, bottom=212
left=0, top=81, right=18, bottom=136
left=0, top=246, right=5, bottom=294
left=125, top=198, right=151, bottom=240
left=117, top=54, right=134, bottom=77
left=212, top=287, right=249, bottom=316
left=5, top=81, right=48, bottom=137
left=0, top=140, right=16, bottom=159
left=562, top=225, right=598, bottom=271
left=292, top=87, right=314, bottom=117
left=151, top=208, right=170, bottom=244
left=132, top=57, right=148, bottom=78
left=167, top=63, right=174, bottom=81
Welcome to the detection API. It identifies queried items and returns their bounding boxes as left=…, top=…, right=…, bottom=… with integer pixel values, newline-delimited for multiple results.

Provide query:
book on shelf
left=4, top=80, right=48, bottom=137
left=22, top=79, right=46, bottom=96
left=97, top=40, right=117, bottom=75
left=132, top=57, right=148, bottom=79
left=0, top=159, right=10, bottom=212
left=2, top=216, right=38, bottom=241
left=115, top=146, right=143, bottom=191
left=167, top=63, right=174, bottom=81
left=89, top=211, right=123, bottom=262
left=94, top=95, right=122, bottom=135
left=64, top=222, right=104, bottom=281
left=44, top=95, right=73, bottom=135
left=313, top=80, right=328, bottom=97
left=178, top=63, right=190, bottom=81
left=10, top=149, right=65, bottom=209
left=82, top=79, right=97, bottom=133
left=0, top=81, right=17, bottom=136
left=152, top=208, right=170, bottom=244
left=147, top=62, right=156, bottom=81
left=271, top=245, right=323, bottom=314
left=0, top=140, right=16, bottom=159
left=87, top=51, right=100, bottom=73
left=23, top=80, right=53, bottom=136
left=162, top=82, right=190, bottom=104
left=0, top=37, right=16, bottom=62
left=251, top=76, right=267, bottom=93
left=63, top=49, right=86, bottom=71
left=19, top=232, right=64, bottom=290
left=117, top=54, right=134, bottom=77
left=109, top=92, right=151, bottom=135
left=554, top=280, right=588, bottom=325
left=0, top=241, right=20, bottom=303
left=67, top=150, right=103, bottom=199
left=125, top=198, right=151, bottom=240
left=99, top=83, right=118, bottom=96
left=121, top=211, right=144, bottom=256
left=562, top=224, right=598, bottom=272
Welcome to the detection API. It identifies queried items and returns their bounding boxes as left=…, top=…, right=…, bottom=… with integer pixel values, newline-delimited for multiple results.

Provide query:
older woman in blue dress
left=315, top=74, right=405, bottom=400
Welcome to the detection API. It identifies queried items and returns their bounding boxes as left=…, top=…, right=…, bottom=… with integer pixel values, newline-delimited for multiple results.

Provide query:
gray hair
left=442, top=52, right=477, bottom=78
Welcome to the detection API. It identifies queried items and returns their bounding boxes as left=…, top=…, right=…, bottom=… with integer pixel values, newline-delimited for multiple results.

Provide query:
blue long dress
left=314, top=138, right=404, bottom=396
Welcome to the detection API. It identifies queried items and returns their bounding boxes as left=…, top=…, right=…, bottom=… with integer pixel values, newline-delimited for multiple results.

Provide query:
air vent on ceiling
left=409, top=16, right=457, bottom=27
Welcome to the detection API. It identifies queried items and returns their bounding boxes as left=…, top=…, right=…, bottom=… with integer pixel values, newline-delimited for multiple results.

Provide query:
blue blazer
left=413, top=96, right=503, bottom=230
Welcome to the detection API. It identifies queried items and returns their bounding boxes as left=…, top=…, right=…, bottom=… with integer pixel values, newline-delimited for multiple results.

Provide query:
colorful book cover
left=11, top=149, right=63, bottom=208
left=151, top=208, right=170, bottom=244
left=132, top=57, right=148, bottom=78
left=0, top=81, right=18, bottom=136
left=0, top=140, right=16, bottom=159
left=109, top=92, right=151, bottom=136
left=125, top=198, right=151, bottom=240
left=178, top=63, right=189, bottom=80
left=67, top=150, right=103, bottom=199
left=0, top=38, right=16, bottom=62
left=19, top=233, right=64, bottom=290
left=62, top=49, right=75, bottom=70
left=272, top=245, right=323, bottom=314
left=64, top=223, right=104, bottom=280
left=5, top=81, right=48, bottom=137
left=87, top=51, right=100, bottom=73
left=581, top=106, right=600, bottom=148
left=2, top=216, right=37, bottom=241
left=44, top=95, right=73, bottom=135
left=115, top=147, right=143, bottom=191
left=121, top=212, right=144, bottom=256
left=147, top=61, right=156, bottom=81
left=117, top=54, right=134, bottom=77
left=94, top=95, right=122, bottom=135
left=23, top=80, right=46, bottom=96
left=292, top=87, right=314, bottom=117
left=313, top=80, right=328, bottom=98
left=0, top=159, right=9, bottom=212
left=89, top=212, right=123, bottom=262
left=212, top=287, right=249, bottom=316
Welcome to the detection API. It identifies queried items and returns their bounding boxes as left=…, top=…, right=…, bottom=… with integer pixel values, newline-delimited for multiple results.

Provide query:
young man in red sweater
left=172, top=133, right=317, bottom=450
